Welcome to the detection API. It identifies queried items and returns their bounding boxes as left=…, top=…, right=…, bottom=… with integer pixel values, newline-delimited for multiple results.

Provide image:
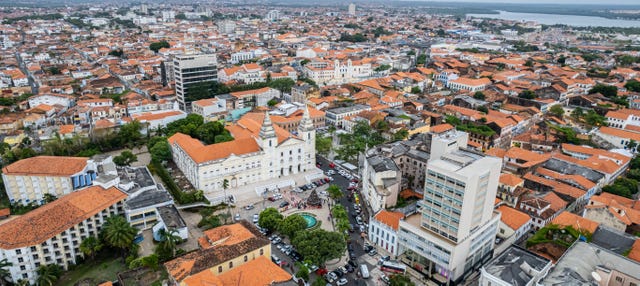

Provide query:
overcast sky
left=410, top=0, right=640, bottom=5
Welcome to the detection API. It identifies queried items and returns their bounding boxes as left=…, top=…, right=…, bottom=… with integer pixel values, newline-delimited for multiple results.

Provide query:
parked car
left=244, top=204, right=255, bottom=210
left=336, top=278, right=348, bottom=286
left=364, top=245, right=374, bottom=252
left=279, top=201, right=290, bottom=208
left=253, top=214, right=259, bottom=224
left=345, top=264, right=355, bottom=273
left=234, top=213, right=241, bottom=221
left=368, top=249, right=377, bottom=256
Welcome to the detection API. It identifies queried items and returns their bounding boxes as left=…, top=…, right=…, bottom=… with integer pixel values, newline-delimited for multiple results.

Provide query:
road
left=314, top=155, right=378, bottom=286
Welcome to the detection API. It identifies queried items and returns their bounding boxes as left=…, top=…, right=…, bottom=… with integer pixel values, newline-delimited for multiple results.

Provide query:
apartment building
left=191, top=97, right=227, bottom=120
left=361, top=154, right=401, bottom=213
left=0, top=186, right=127, bottom=284
left=398, top=131, right=502, bottom=285
left=2, top=156, right=103, bottom=205
left=325, top=104, right=371, bottom=126
left=173, top=54, right=218, bottom=111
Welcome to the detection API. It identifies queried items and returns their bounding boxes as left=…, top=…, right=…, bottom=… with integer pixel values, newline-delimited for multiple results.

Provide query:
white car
left=336, top=278, right=348, bottom=286
left=253, top=214, right=259, bottom=224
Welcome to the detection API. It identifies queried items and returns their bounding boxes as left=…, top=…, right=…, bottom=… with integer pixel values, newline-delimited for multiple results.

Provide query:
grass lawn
left=56, top=254, right=127, bottom=286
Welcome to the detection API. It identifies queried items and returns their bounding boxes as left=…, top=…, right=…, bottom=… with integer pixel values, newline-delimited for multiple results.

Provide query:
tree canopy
left=258, top=207, right=283, bottom=232
left=149, top=40, right=170, bottom=53
left=291, top=229, right=346, bottom=266
left=278, top=214, right=308, bottom=239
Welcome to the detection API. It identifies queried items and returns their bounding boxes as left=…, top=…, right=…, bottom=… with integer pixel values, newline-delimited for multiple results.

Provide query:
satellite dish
left=591, top=272, right=601, bottom=282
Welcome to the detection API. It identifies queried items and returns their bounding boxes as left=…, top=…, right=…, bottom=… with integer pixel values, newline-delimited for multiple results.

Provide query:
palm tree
left=158, top=228, right=181, bottom=258
left=79, top=236, right=103, bottom=261
left=36, top=264, right=62, bottom=286
left=327, top=184, right=343, bottom=201
left=222, top=178, right=231, bottom=215
left=102, top=215, right=137, bottom=258
left=0, top=258, right=12, bottom=286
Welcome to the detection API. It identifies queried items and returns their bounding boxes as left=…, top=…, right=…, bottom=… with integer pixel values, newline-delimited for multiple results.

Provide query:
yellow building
left=164, top=221, right=288, bottom=285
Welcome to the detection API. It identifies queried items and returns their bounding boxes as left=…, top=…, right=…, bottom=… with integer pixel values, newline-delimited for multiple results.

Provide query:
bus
left=380, top=261, right=406, bottom=274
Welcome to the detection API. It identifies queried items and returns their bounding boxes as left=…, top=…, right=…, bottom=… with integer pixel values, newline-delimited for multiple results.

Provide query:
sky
left=411, top=0, right=640, bottom=5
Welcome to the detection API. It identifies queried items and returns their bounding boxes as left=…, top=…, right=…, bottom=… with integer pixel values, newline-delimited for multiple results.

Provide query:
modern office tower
left=173, top=54, right=217, bottom=111
left=348, top=3, right=356, bottom=16
left=398, top=131, right=502, bottom=285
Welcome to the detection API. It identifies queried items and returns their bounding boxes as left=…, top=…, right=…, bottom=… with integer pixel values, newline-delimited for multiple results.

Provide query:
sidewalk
left=203, top=168, right=324, bottom=206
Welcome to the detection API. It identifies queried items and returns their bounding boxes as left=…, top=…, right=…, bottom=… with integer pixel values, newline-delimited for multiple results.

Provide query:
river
left=467, top=10, right=640, bottom=28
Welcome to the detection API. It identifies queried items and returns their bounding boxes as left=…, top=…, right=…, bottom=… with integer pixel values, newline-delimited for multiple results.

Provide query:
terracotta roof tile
left=0, top=186, right=126, bottom=249
left=373, top=210, right=404, bottom=231
left=551, top=211, right=599, bottom=234
left=2, top=156, right=87, bottom=176
left=497, top=205, right=531, bottom=230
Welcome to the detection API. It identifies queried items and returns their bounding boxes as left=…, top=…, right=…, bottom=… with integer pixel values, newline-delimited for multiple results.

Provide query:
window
left=244, top=255, right=248, bottom=262
left=260, top=249, right=264, bottom=255
left=615, top=277, right=623, bottom=283
left=229, top=261, right=233, bottom=268
left=15, top=249, right=21, bottom=255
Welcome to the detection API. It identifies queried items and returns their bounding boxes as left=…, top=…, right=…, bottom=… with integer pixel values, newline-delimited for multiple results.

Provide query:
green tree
left=295, top=262, right=310, bottom=281
left=268, top=78, right=296, bottom=93
left=389, top=274, right=415, bottom=286
left=312, top=278, right=327, bottom=286
left=416, top=54, right=427, bottom=65
left=445, top=115, right=461, bottom=126
left=150, top=140, right=172, bottom=163
left=476, top=105, right=488, bottom=114
left=102, top=215, right=138, bottom=258
left=589, top=84, right=618, bottom=98
left=258, top=207, right=284, bottom=232
left=292, top=229, right=346, bottom=266
left=156, top=228, right=181, bottom=260
left=315, top=135, right=332, bottom=156
left=267, top=99, right=278, bottom=107
left=410, top=86, right=421, bottom=94
left=117, top=120, right=143, bottom=147
left=113, top=150, right=138, bottom=166
left=194, top=121, right=228, bottom=145
left=518, top=90, right=536, bottom=99
left=628, top=139, right=638, bottom=152
left=35, top=264, right=62, bottom=286
left=149, top=40, right=170, bottom=53
left=549, top=105, right=565, bottom=117
left=79, top=236, right=103, bottom=261
left=473, top=91, right=485, bottom=100
left=0, top=259, right=12, bottom=286
left=327, top=184, right=343, bottom=200
left=278, top=214, right=308, bottom=239
left=585, top=110, right=607, bottom=126
left=393, top=129, right=409, bottom=141
left=571, top=107, right=584, bottom=120
left=625, top=80, right=640, bottom=92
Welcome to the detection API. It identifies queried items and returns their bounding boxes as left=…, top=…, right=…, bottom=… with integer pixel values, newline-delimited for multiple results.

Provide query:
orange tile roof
left=132, top=110, right=184, bottom=122
left=598, top=126, right=640, bottom=143
left=373, top=210, right=404, bottom=231
left=504, top=147, right=551, bottom=168
left=628, top=239, right=640, bottom=263
left=486, top=147, right=507, bottom=158
left=551, top=211, right=599, bottom=234
left=198, top=223, right=256, bottom=249
left=0, top=208, right=9, bottom=217
left=499, top=173, right=524, bottom=187
left=59, top=124, right=75, bottom=135
left=430, top=123, right=454, bottom=134
left=182, top=256, right=291, bottom=286
left=229, top=87, right=273, bottom=99
left=541, top=191, right=568, bottom=212
left=497, top=205, right=531, bottom=231
left=168, top=133, right=261, bottom=164
left=2, top=156, right=87, bottom=176
left=0, top=186, right=126, bottom=249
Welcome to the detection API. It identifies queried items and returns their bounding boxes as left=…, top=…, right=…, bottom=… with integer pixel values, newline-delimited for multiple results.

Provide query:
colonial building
left=168, top=108, right=315, bottom=203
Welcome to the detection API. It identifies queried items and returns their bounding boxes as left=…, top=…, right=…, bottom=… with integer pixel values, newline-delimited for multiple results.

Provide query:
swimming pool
left=300, top=213, right=317, bottom=229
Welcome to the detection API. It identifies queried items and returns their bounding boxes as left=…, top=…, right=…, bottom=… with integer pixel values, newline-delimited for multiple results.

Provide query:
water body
left=467, top=10, right=640, bottom=28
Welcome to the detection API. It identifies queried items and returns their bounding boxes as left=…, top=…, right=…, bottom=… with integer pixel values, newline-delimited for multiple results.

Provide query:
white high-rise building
left=266, top=10, right=280, bottom=21
left=218, top=20, right=236, bottom=34
left=173, top=54, right=218, bottom=111
left=398, top=131, right=502, bottom=285
left=348, top=3, right=356, bottom=16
